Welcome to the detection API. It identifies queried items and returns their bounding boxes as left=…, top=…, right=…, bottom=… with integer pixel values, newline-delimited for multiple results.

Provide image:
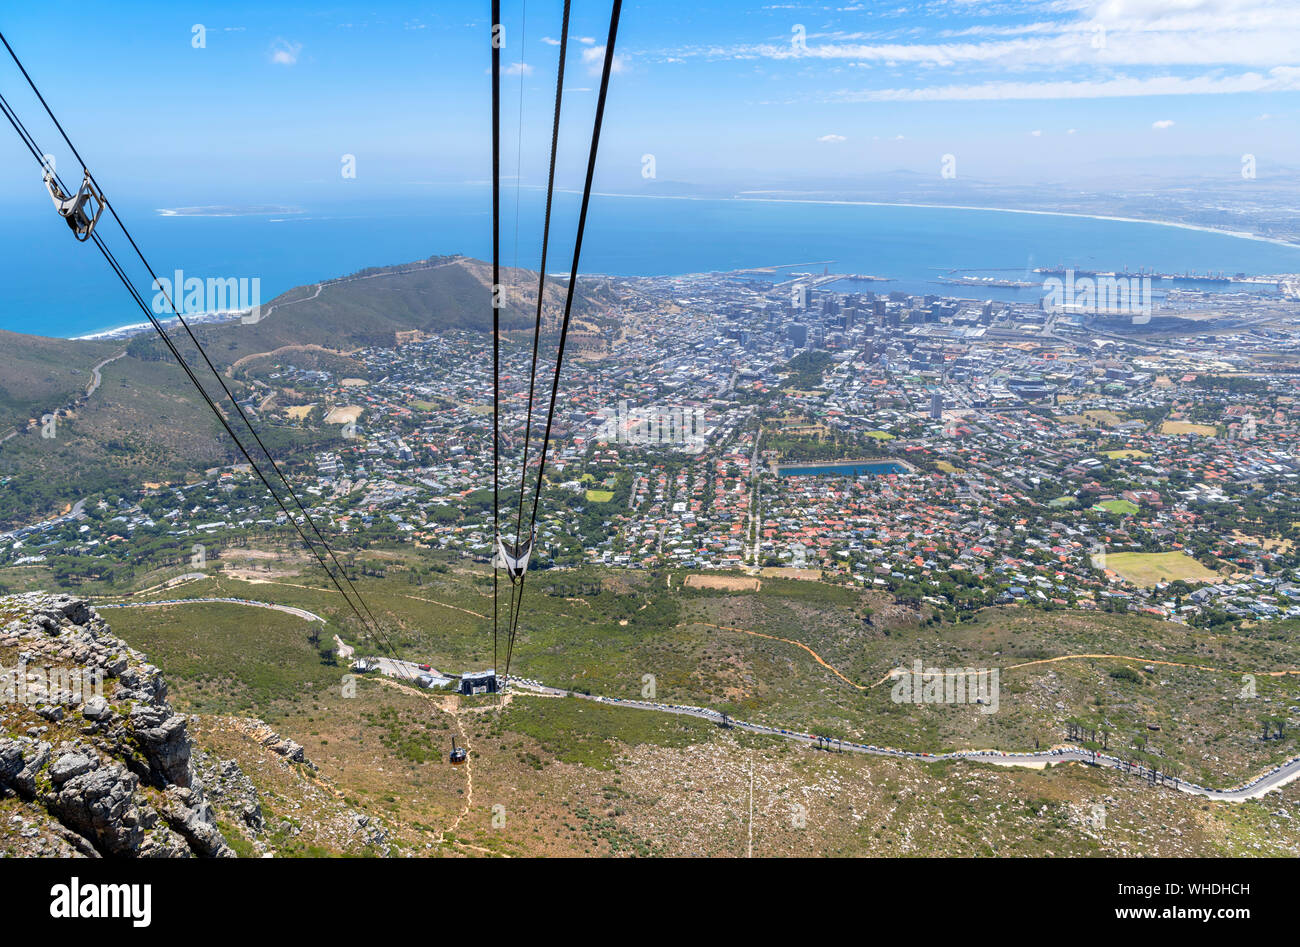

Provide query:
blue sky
left=1, top=0, right=1298, bottom=205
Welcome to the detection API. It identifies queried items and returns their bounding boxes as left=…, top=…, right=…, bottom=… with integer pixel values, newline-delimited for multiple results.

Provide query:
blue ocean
left=4, top=186, right=1300, bottom=339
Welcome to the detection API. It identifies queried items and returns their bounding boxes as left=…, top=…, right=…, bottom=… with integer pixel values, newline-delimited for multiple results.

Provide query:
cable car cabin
left=449, top=738, right=468, bottom=765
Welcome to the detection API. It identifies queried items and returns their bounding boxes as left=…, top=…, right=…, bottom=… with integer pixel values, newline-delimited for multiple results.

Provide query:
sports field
left=1104, top=551, right=1219, bottom=586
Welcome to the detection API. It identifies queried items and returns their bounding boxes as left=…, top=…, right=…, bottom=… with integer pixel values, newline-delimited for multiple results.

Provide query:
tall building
left=788, top=323, right=808, bottom=348
left=929, top=390, right=944, bottom=420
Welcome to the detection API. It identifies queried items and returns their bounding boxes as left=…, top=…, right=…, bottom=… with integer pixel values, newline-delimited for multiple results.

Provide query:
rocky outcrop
left=192, top=748, right=265, bottom=835
left=0, top=592, right=234, bottom=857
left=222, top=717, right=317, bottom=770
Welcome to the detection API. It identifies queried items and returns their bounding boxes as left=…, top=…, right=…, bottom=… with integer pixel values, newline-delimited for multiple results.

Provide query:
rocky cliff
left=0, top=593, right=234, bottom=857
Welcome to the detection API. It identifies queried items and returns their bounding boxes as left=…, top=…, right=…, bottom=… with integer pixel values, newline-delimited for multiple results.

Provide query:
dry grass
left=1105, top=551, right=1220, bottom=586
left=1161, top=420, right=1218, bottom=437
left=324, top=405, right=363, bottom=425
left=686, top=575, right=762, bottom=592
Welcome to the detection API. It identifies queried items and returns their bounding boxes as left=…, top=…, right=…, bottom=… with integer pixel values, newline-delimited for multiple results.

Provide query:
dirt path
left=227, top=343, right=360, bottom=377
left=689, top=620, right=1300, bottom=693
left=689, top=621, right=866, bottom=690
left=398, top=592, right=489, bottom=620
left=869, top=651, right=1300, bottom=687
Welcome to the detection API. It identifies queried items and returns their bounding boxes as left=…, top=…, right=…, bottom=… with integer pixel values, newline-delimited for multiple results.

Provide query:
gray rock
left=0, top=591, right=235, bottom=857
left=49, top=764, right=149, bottom=857
left=82, top=696, right=111, bottom=721
left=49, top=752, right=94, bottom=786
left=0, top=739, right=26, bottom=789
left=129, top=705, right=192, bottom=787
left=274, top=739, right=307, bottom=764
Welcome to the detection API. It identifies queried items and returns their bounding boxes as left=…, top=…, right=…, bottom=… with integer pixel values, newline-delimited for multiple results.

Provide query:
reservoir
left=777, top=460, right=909, bottom=477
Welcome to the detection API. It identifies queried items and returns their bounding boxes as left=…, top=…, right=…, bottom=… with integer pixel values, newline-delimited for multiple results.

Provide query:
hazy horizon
left=1, top=0, right=1298, bottom=207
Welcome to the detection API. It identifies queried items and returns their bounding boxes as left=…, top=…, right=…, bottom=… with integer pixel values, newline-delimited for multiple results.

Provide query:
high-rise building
left=788, top=323, right=809, bottom=348
left=929, top=390, right=944, bottom=420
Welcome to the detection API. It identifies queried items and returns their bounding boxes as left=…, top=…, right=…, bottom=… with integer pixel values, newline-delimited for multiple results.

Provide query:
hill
left=0, top=331, right=120, bottom=435
left=123, top=254, right=607, bottom=369
left=7, top=562, right=1292, bottom=858
left=0, top=255, right=608, bottom=526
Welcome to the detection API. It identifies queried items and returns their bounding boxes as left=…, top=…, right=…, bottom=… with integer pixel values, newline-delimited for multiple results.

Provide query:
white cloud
left=1030, top=129, right=1043, bottom=136
left=684, top=0, right=1300, bottom=70
left=828, top=67, right=1300, bottom=101
left=506, top=62, right=534, bottom=76
left=541, top=36, right=561, bottom=46
left=817, top=133, right=847, bottom=142
left=582, top=45, right=627, bottom=76
left=1152, top=118, right=1175, bottom=128
left=269, top=39, right=302, bottom=66
left=578, top=36, right=596, bottom=45
left=661, top=0, right=1300, bottom=87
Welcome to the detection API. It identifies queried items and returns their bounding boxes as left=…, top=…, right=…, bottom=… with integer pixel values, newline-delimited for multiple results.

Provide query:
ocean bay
left=4, top=188, right=1300, bottom=339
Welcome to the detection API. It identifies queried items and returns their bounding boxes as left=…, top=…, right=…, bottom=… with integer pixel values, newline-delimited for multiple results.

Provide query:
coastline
left=582, top=188, right=1300, bottom=253
left=57, top=192, right=1300, bottom=340
left=72, top=310, right=248, bottom=342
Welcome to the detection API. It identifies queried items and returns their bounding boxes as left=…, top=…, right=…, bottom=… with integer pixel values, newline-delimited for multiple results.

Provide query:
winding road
left=508, top=680, right=1300, bottom=803
left=84, top=594, right=1300, bottom=802
left=85, top=351, right=127, bottom=398
left=96, top=596, right=326, bottom=624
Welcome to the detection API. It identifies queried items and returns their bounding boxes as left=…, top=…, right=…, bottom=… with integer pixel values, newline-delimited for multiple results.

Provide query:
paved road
left=85, top=351, right=127, bottom=398
left=373, top=656, right=443, bottom=681
left=96, top=596, right=326, bottom=624
left=506, top=680, right=1300, bottom=802
left=124, top=571, right=206, bottom=598
left=0, top=497, right=87, bottom=541
left=86, top=593, right=1300, bottom=800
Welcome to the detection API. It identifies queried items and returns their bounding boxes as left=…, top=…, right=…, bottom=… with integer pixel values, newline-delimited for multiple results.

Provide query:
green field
left=1104, top=551, right=1220, bottom=586
left=1095, top=499, right=1140, bottom=515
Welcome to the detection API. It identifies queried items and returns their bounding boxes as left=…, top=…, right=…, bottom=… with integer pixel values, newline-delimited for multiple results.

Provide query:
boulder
left=129, top=704, right=192, bottom=787
left=82, top=696, right=111, bottom=721
left=49, top=752, right=94, bottom=786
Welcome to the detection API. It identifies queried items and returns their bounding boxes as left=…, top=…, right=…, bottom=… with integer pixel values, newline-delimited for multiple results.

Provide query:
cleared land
left=685, top=575, right=762, bottom=592
left=324, top=405, right=363, bottom=425
left=1059, top=410, right=1127, bottom=429
left=1161, top=420, right=1218, bottom=436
